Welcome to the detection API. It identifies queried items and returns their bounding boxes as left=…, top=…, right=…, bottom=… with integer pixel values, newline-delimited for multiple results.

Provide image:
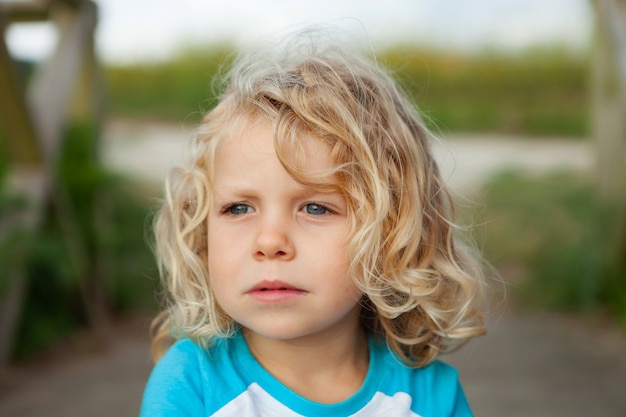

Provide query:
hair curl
left=151, top=29, right=486, bottom=366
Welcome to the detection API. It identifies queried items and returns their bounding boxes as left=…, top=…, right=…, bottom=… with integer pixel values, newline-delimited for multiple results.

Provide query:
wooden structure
left=592, top=0, right=626, bottom=202
left=591, top=0, right=626, bottom=282
left=0, top=0, right=102, bottom=368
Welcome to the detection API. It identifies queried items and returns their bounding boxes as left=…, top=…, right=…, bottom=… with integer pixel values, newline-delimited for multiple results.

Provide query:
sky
left=5, top=0, right=593, bottom=64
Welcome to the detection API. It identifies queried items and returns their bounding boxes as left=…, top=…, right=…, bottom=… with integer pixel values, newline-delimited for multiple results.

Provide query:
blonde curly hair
left=151, top=29, right=486, bottom=367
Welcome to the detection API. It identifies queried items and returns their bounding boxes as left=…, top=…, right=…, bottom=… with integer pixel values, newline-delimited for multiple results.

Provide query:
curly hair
left=151, top=29, right=486, bottom=367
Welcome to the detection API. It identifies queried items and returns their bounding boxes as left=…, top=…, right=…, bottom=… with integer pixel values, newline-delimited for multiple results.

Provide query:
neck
left=243, top=321, right=369, bottom=404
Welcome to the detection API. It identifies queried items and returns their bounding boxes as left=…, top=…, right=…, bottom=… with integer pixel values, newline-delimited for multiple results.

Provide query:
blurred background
left=0, top=0, right=625, bottom=416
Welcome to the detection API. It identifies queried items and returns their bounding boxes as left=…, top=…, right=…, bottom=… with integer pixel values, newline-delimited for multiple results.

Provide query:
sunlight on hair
left=151, top=27, right=487, bottom=366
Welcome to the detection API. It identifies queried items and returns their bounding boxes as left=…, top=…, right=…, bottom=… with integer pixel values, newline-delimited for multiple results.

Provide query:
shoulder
left=376, top=347, right=472, bottom=417
left=147, top=339, right=215, bottom=388
left=413, top=360, right=461, bottom=390
left=156, top=338, right=206, bottom=368
left=140, top=338, right=247, bottom=417
left=413, top=360, right=472, bottom=417
left=376, top=343, right=461, bottom=389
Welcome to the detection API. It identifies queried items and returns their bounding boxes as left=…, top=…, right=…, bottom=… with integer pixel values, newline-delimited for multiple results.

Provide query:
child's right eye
left=224, top=204, right=253, bottom=215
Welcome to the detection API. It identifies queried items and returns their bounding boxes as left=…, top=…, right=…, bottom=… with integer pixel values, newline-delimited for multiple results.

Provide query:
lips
left=247, top=280, right=308, bottom=302
left=249, top=280, right=304, bottom=292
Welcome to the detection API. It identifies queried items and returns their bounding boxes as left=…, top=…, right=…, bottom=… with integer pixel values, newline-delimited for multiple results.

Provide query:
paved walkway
left=1, top=308, right=624, bottom=417
left=0, top=317, right=153, bottom=417
left=1, top=121, right=623, bottom=417
left=447, top=308, right=626, bottom=416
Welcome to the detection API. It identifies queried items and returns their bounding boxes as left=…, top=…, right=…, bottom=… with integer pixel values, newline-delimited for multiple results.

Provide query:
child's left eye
left=304, top=203, right=329, bottom=215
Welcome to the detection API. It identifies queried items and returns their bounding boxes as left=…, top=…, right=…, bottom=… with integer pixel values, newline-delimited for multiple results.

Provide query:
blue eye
left=226, top=204, right=253, bottom=215
left=305, top=203, right=328, bottom=215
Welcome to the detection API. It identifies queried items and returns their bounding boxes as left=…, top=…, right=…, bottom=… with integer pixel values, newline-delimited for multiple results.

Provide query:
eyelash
left=303, top=202, right=332, bottom=216
left=221, top=203, right=252, bottom=216
left=220, top=202, right=334, bottom=216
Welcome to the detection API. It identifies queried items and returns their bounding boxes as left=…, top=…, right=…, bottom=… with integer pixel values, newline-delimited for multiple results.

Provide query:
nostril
left=253, top=237, right=294, bottom=259
left=255, top=250, right=288, bottom=258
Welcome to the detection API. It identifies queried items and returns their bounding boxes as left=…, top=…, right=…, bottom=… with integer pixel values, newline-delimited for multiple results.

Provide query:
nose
left=253, top=219, right=295, bottom=261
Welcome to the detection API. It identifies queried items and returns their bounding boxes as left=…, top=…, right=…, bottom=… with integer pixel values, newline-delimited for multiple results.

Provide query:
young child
left=140, top=29, right=486, bottom=417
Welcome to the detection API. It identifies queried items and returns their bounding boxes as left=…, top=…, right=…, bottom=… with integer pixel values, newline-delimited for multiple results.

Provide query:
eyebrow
left=211, top=182, right=344, bottom=201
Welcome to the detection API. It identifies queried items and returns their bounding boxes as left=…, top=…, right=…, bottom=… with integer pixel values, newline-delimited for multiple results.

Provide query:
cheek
left=207, top=220, right=234, bottom=257
left=322, top=245, right=358, bottom=292
left=207, top=226, right=230, bottom=284
left=207, top=243, right=234, bottom=276
left=207, top=254, right=234, bottom=306
left=343, top=274, right=362, bottom=300
left=335, top=248, right=361, bottom=298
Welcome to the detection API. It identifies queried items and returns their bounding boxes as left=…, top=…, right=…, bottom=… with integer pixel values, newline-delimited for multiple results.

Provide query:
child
left=140, top=29, right=486, bottom=417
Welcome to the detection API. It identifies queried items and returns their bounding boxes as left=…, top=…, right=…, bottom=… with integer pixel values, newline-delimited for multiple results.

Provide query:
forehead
left=214, top=118, right=335, bottom=174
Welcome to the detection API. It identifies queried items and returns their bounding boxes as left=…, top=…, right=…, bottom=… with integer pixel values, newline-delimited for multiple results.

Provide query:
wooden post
left=0, top=11, right=48, bottom=369
left=29, top=0, right=98, bottom=163
left=0, top=0, right=103, bottom=368
left=591, top=0, right=626, bottom=204
left=0, top=18, right=42, bottom=166
left=591, top=0, right=626, bottom=300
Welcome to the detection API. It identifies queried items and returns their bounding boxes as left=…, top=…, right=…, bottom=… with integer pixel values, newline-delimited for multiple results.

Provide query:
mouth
left=247, top=280, right=308, bottom=302
left=249, top=280, right=304, bottom=292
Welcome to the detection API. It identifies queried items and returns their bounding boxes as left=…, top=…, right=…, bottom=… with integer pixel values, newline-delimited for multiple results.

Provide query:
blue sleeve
left=430, top=361, right=473, bottom=417
left=450, top=377, right=473, bottom=417
left=410, top=360, right=473, bottom=417
left=139, top=340, right=205, bottom=417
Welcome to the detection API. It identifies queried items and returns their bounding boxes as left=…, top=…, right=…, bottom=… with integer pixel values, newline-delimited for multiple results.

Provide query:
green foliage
left=0, top=130, right=27, bottom=297
left=105, top=43, right=589, bottom=137
left=16, top=228, right=79, bottom=358
left=96, top=182, right=160, bottom=312
left=56, top=122, right=159, bottom=312
left=0, top=191, right=29, bottom=297
left=1, top=122, right=158, bottom=360
left=379, top=45, right=588, bottom=137
left=478, top=170, right=626, bottom=323
left=105, top=44, right=234, bottom=124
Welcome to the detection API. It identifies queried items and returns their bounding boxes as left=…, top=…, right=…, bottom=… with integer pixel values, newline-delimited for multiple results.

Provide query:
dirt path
left=2, top=121, right=623, bottom=417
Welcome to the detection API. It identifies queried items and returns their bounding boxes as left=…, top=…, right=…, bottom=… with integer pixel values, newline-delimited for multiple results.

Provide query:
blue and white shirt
left=140, top=333, right=472, bottom=416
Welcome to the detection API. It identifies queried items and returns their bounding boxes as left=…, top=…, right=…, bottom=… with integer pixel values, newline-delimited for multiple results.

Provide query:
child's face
left=207, top=121, right=363, bottom=343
